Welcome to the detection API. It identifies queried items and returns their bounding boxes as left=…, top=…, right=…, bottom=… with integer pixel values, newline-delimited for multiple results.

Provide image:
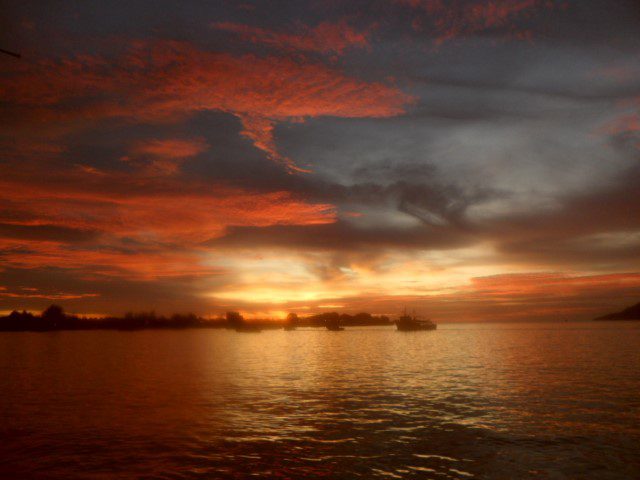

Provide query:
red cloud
left=0, top=166, right=336, bottom=243
left=0, top=237, right=221, bottom=280
left=3, top=40, right=413, bottom=172
left=124, top=137, right=209, bottom=175
left=129, top=138, right=208, bottom=159
left=398, top=0, right=557, bottom=44
left=0, top=161, right=336, bottom=279
left=213, top=19, right=372, bottom=55
left=237, top=115, right=309, bottom=173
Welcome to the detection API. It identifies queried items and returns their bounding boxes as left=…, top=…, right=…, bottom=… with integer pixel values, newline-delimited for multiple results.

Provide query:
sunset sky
left=1, top=0, right=640, bottom=321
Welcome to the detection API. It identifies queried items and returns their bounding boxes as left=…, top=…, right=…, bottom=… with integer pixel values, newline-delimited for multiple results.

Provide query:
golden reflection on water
left=0, top=322, right=639, bottom=478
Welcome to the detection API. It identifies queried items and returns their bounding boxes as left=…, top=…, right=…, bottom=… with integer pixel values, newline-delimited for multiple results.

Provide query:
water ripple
left=0, top=323, right=639, bottom=478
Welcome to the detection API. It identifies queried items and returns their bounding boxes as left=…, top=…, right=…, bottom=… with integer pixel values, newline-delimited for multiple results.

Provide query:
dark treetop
left=0, top=306, right=392, bottom=331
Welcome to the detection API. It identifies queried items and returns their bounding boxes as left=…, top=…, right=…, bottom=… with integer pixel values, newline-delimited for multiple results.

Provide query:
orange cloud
left=200, top=269, right=640, bottom=322
left=265, top=272, right=640, bottom=322
left=468, top=272, right=640, bottom=299
left=0, top=287, right=99, bottom=300
left=3, top=40, right=413, bottom=172
left=213, top=19, right=372, bottom=55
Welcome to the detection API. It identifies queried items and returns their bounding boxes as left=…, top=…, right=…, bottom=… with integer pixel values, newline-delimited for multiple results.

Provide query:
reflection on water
left=0, top=322, right=639, bottom=479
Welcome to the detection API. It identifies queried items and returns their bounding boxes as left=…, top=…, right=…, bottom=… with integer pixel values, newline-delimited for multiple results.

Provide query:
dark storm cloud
left=210, top=154, right=640, bottom=271
left=486, top=161, right=640, bottom=269
left=408, top=75, right=640, bottom=105
left=292, top=173, right=494, bottom=221
left=211, top=220, right=475, bottom=251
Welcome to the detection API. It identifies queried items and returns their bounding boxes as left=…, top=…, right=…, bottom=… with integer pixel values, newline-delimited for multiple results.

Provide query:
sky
left=1, top=0, right=640, bottom=321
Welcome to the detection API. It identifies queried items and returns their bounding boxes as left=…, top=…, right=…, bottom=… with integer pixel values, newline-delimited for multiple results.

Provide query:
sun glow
left=210, top=287, right=358, bottom=305
left=204, top=243, right=525, bottom=309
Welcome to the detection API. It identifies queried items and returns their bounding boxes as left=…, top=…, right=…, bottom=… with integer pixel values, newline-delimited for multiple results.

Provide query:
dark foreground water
left=0, top=322, right=639, bottom=479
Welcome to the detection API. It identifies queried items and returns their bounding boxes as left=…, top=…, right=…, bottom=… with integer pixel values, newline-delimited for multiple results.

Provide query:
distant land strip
left=0, top=305, right=392, bottom=332
left=594, top=302, right=640, bottom=321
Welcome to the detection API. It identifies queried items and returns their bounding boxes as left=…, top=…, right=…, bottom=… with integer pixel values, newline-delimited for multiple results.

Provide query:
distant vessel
left=325, top=317, right=344, bottom=331
left=395, top=311, right=436, bottom=331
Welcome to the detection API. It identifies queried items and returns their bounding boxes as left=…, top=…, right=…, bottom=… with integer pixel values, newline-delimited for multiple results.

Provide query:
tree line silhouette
left=0, top=305, right=392, bottom=332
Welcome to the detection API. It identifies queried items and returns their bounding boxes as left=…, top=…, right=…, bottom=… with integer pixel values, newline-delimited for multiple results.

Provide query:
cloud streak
left=213, top=19, right=373, bottom=55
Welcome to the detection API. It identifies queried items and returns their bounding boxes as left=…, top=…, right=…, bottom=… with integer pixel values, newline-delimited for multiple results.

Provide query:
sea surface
left=0, top=322, right=639, bottom=479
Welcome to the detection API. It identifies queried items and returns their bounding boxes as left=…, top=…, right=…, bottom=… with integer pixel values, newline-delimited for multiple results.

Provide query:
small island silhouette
left=0, top=305, right=392, bottom=332
left=594, top=302, right=640, bottom=321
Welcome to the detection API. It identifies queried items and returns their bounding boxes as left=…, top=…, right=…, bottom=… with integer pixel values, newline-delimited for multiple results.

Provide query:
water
left=0, top=322, right=639, bottom=479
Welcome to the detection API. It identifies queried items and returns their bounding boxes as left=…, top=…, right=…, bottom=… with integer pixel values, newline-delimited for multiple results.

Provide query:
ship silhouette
left=395, top=310, right=437, bottom=331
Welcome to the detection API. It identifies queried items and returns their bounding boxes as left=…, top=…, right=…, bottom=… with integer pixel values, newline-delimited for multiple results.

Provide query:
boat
left=395, top=311, right=437, bottom=331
